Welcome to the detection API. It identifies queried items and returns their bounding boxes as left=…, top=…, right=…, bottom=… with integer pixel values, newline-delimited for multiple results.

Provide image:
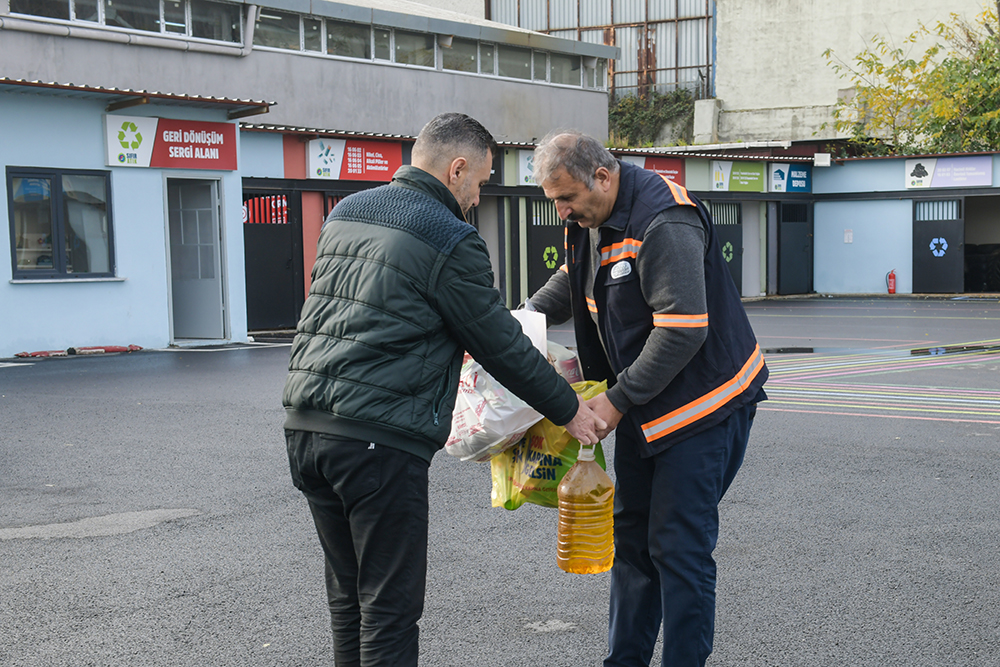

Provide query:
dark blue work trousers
left=285, top=430, right=430, bottom=667
left=605, top=399, right=758, bottom=667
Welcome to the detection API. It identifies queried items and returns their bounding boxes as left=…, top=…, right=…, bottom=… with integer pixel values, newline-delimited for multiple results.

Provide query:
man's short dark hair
left=412, top=113, right=498, bottom=169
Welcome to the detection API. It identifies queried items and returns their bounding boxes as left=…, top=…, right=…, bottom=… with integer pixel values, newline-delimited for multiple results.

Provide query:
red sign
left=644, top=157, right=684, bottom=184
left=149, top=118, right=238, bottom=170
left=308, top=138, right=402, bottom=182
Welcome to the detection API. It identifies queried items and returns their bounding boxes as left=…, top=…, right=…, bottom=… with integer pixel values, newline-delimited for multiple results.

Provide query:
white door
left=168, top=179, right=225, bottom=339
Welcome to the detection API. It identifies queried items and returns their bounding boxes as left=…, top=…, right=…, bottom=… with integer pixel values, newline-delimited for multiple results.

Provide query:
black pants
left=285, top=430, right=430, bottom=667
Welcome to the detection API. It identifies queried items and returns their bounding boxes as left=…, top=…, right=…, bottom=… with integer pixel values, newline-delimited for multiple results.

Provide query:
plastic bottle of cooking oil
left=557, top=443, right=614, bottom=574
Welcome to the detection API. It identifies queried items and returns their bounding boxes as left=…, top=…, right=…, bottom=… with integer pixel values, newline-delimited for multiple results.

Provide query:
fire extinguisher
left=886, top=269, right=896, bottom=294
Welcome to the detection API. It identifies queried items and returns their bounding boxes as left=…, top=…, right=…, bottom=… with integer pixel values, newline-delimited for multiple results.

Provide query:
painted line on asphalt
left=757, top=406, right=1000, bottom=426
left=0, top=509, right=201, bottom=540
left=0, top=362, right=34, bottom=368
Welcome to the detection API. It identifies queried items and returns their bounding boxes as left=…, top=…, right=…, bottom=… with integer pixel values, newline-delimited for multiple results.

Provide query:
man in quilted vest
left=282, top=114, right=605, bottom=666
left=527, top=130, right=768, bottom=667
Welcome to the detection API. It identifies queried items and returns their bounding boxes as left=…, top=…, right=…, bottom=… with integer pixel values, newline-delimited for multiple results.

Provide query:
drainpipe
left=241, top=5, right=257, bottom=57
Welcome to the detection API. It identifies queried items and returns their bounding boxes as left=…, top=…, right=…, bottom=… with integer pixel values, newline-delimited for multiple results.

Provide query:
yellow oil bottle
left=556, top=443, right=614, bottom=574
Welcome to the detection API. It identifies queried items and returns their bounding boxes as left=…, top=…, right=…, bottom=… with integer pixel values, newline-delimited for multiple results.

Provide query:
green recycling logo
left=722, top=241, right=734, bottom=263
left=543, top=246, right=559, bottom=269
left=117, top=121, right=143, bottom=150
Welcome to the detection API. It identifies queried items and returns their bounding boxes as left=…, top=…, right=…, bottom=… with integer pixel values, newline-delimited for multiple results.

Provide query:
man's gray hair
left=412, top=112, right=498, bottom=171
left=533, top=130, right=619, bottom=189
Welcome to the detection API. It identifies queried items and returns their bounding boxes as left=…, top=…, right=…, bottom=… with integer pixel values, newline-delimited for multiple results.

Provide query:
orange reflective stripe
left=559, top=263, right=568, bottom=273
left=661, top=174, right=695, bottom=207
left=586, top=296, right=598, bottom=313
left=641, top=345, right=765, bottom=443
left=653, top=312, right=709, bottom=328
left=600, top=238, right=643, bottom=266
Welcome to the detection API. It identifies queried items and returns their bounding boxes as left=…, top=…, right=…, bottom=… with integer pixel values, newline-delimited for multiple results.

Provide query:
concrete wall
left=0, top=26, right=609, bottom=142
left=0, top=92, right=246, bottom=358
left=714, top=0, right=987, bottom=142
left=412, top=0, right=484, bottom=19
left=814, top=200, right=913, bottom=294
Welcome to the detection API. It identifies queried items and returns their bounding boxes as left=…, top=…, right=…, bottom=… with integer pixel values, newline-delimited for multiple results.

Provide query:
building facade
left=0, top=0, right=617, bottom=358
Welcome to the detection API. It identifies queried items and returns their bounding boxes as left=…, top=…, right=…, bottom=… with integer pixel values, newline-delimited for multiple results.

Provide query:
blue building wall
left=1, top=91, right=246, bottom=358
left=239, top=132, right=284, bottom=179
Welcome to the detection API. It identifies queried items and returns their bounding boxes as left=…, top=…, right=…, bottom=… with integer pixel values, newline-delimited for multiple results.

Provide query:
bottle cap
left=578, top=443, right=597, bottom=461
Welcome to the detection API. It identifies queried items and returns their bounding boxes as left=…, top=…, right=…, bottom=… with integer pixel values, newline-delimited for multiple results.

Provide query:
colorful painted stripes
left=761, top=340, right=1000, bottom=424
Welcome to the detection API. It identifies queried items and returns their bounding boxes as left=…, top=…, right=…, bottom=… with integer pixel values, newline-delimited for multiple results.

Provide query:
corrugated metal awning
left=0, top=78, right=273, bottom=119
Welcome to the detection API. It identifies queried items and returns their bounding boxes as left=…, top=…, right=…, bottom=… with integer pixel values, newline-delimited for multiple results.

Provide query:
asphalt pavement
left=1, top=296, right=999, bottom=666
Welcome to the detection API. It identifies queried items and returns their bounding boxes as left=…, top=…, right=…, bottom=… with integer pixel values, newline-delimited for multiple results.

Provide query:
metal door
left=526, top=198, right=565, bottom=296
left=710, top=202, right=742, bottom=293
left=778, top=202, right=813, bottom=295
left=167, top=179, right=225, bottom=339
left=913, top=200, right=964, bottom=293
left=242, top=192, right=304, bottom=330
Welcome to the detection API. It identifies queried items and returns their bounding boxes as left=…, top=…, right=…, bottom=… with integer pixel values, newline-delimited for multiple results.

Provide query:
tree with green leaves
left=824, top=2, right=1000, bottom=155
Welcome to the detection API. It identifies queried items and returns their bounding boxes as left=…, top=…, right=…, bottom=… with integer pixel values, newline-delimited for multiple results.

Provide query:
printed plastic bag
left=490, top=380, right=608, bottom=510
left=444, top=353, right=544, bottom=462
left=444, top=311, right=549, bottom=462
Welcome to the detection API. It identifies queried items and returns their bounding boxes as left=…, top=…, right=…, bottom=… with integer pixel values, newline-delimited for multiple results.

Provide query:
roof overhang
left=0, top=78, right=274, bottom=120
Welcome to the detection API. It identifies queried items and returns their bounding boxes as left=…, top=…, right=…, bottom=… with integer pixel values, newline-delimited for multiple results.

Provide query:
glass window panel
left=481, top=43, right=495, bottom=75
left=11, top=0, right=69, bottom=20
left=191, top=0, right=241, bottom=42
left=442, top=37, right=478, bottom=73
left=198, top=212, right=213, bottom=244
left=533, top=51, right=547, bottom=81
left=199, top=245, right=215, bottom=279
left=182, top=211, right=199, bottom=245
left=254, top=9, right=299, bottom=50
left=498, top=45, right=530, bottom=79
left=303, top=17, right=322, bottom=52
left=74, top=0, right=101, bottom=22
left=394, top=30, right=434, bottom=67
left=328, top=20, right=370, bottom=59
left=62, top=175, right=110, bottom=274
left=187, top=182, right=213, bottom=209
left=164, top=0, right=186, bottom=34
left=550, top=52, right=580, bottom=85
left=171, top=244, right=199, bottom=280
left=374, top=27, right=391, bottom=60
left=105, top=0, right=161, bottom=32
left=11, top=177, right=54, bottom=272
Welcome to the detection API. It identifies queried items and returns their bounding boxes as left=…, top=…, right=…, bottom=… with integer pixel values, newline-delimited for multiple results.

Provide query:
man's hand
left=586, top=392, right=623, bottom=440
left=563, top=395, right=607, bottom=446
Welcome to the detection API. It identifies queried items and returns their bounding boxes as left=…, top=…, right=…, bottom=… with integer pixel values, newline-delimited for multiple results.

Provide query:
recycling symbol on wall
left=117, top=121, right=143, bottom=150
left=929, top=237, right=948, bottom=257
left=722, top=241, right=734, bottom=263
left=543, top=246, right=559, bottom=269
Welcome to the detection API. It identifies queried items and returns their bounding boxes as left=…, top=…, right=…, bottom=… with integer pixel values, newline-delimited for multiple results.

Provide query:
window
left=533, top=51, right=547, bottom=81
left=395, top=30, right=434, bottom=67
left=8, top=169, right=115, bottom=279
left=550, top=53, right=580, bottom=85
left=190, top=0, right=240, bottom=42
left=374, top=27, right=391, bottom=60
left=75, top=0, right=100, bottom=21
left=105, top=0, right=160, bottom=32
left=498, top=45, right=531, bottom=79
left=14, top=1, right=240, bottom=40
left=328, top=20, right=370, bottom=59
left=303, top=17, right=322, bottom=52
left=10, top=0, right=69, bottom=20
left=163, top=0, right=185, bottom=33
left=442, top=37, right=478, bottom=73
left=254, top=9, right=299, bottom=49
left=481, top=43, right=495, bottom=75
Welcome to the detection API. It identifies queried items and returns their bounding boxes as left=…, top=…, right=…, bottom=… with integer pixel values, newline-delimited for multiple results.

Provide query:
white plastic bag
left=444, top=311, right=548, bottom=462
left=444, top=354, right=543, bottom=462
